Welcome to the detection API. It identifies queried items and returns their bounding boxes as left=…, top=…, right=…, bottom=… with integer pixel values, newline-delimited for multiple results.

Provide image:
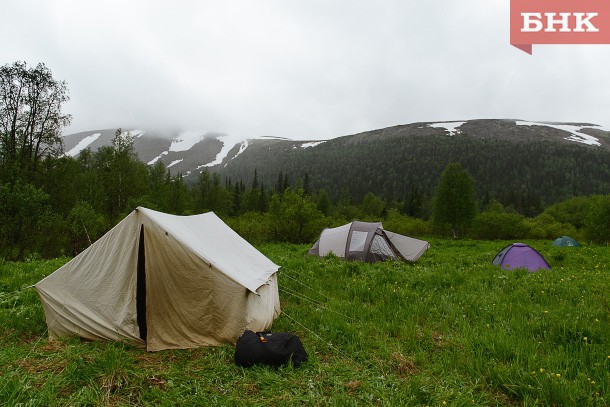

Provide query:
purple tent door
left=492, top=243, right=551, bottom=272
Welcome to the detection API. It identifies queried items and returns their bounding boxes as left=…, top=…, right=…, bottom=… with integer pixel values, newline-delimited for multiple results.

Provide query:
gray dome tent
left=308, top=221, right=429, bottom=262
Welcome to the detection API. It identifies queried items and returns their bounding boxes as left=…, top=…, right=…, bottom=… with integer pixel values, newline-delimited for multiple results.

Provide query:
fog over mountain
left=4, top=1, right=610, bottom=141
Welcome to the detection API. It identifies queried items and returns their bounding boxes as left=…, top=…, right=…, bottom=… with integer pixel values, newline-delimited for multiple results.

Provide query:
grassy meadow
left=1, top=240, right=609, bottom=406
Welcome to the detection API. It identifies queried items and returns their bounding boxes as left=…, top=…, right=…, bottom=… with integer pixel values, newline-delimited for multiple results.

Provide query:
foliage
left=0, top=182, right=52, bottom=260
left=268, top=188, right=327, bottom=243
left=224, top=212, right=271, bottom=245
left=316, top=189, right=331, bottom=216
left=191, top=170, right=233, bottom=216
left=432, top=162, right=477, bottom=238
left=0, top=61, right=71, bottom=181
left=99, top=130, right=150, bottom=222
left=542, top=196, right=591, bottom=229
left=383, top=209, right=431, bottom=237
left=525, top=214, right=579, bottom=241
left=585, top=195, right=610, bottom=244
left=361, top=192, right=386, bottom=219
left=1, top=241, right=609, bottom=405
left=471, top=211, right=530, bottom=240
left=67, top=201, right=106, bottom=253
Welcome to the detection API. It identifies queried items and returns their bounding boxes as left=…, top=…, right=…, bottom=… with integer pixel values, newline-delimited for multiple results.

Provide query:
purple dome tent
left=492, top=243, right=551, bottom=272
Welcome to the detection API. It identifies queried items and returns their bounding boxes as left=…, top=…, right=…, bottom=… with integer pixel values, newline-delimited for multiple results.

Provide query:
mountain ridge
left=62, top=119, right=610, bottom=177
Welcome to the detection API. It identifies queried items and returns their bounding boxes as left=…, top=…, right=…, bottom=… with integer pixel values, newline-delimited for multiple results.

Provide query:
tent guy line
left=278, top=286, right=358, bottom=323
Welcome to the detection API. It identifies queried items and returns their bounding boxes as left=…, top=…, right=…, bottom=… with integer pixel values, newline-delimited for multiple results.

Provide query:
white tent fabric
left=384, top=231, right=430, bottom=262
left=143, top=208, right=278, bottom=293
left=35, top=207, right=280, bottom=351
left=318, top=223, right=351, bottom=257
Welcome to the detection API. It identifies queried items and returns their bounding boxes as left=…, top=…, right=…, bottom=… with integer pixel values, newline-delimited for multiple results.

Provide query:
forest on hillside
left=219, top=134, right=610, bottom=217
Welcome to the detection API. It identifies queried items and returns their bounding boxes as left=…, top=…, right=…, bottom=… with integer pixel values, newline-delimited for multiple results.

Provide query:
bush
left=224, top=212, right=271, bottom=245
left=471, top=212, right=530, bottom=240
left=585, top=195, right=610, bottom=244
left=0, top=182, right=52, bottom=260
left=384, top=210, right=431, bottom=237
left=524, top=214, right=577, bottom=240
left=542, top=196, right=590, bottom=229
left=268, top=188, right=327, bottom=243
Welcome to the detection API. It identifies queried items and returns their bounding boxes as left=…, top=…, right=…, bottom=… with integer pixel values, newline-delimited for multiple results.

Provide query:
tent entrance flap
left=137, top=225, right=147, bottom=341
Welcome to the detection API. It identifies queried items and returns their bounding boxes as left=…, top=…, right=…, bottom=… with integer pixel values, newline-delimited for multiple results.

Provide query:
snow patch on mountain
left=167, top=159, right=183, bottom=168
left=65, top=133, right=101, bottom=157
left=197, top=134, right=248, bottom=170
left=148, top=151, right=168, bottom=165
left=515, top=121, right=601, bottom=146
left=227, top=140, right=249, bottom=166
left=301, top=141, right=326, bottom=148
left=169, top=130, right=205, bottom=152
left=428, top=121, right=466, bottom=136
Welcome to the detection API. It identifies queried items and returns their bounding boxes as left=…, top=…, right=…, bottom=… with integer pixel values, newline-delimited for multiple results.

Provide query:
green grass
left=1, top=240, right=609, bottom=405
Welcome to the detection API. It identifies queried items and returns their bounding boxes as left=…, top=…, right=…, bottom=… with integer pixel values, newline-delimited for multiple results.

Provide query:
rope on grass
left=280, top=271, right=335, bottom=303
left=279, top=286, right=357, bottom=322
left=280, top=309, right=350, bottom=361
left=279, top=270, right=359, bottom=322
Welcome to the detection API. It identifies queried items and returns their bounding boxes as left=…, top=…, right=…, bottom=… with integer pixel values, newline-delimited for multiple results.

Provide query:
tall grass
left=0, top=241, right=608, bottom=405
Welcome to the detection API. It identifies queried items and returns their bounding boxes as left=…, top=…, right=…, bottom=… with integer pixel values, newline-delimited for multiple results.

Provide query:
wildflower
left=442, top=402, right=447, bottom=405
left=555, top=373, right=561, bottom=378
left=583, top=337, right=588, bottom=342
left=591, top=381, right=596, bottom=385
left=544, top=310, right=549, bottom=314
left=540, top=368, right=545, bottom=373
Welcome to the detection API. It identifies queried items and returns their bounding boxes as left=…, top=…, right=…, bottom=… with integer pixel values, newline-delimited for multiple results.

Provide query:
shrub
left=470, top=212, right=530, bottom=240
left=0, top=182, right=52, bottom=260
left=542, top=196, right=590, bottom=229
left=384, top=210, right=431, bottom=237
left=223, top=212, right=271, bottom=245
left=525, top=214, right=577, bottom=240
left=585, top=195, right=610, bottom=244
left=268, top=188, right=327, bottom=243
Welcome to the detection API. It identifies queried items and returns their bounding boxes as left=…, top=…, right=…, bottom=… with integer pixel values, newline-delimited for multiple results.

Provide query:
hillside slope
left=62, top=119, right=610, bottom=212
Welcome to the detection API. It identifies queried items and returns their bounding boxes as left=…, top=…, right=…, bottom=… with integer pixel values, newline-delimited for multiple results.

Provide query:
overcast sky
left=2, top=0, right=609, bottom=140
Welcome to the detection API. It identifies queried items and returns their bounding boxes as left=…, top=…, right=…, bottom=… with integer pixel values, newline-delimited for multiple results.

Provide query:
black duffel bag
left=234, top=330, right=308, bottom=368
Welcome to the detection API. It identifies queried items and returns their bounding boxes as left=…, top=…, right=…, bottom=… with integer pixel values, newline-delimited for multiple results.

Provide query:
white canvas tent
left=35, top=207, right=280, bottom=351
left=308, top=221, right=429, bottom=262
